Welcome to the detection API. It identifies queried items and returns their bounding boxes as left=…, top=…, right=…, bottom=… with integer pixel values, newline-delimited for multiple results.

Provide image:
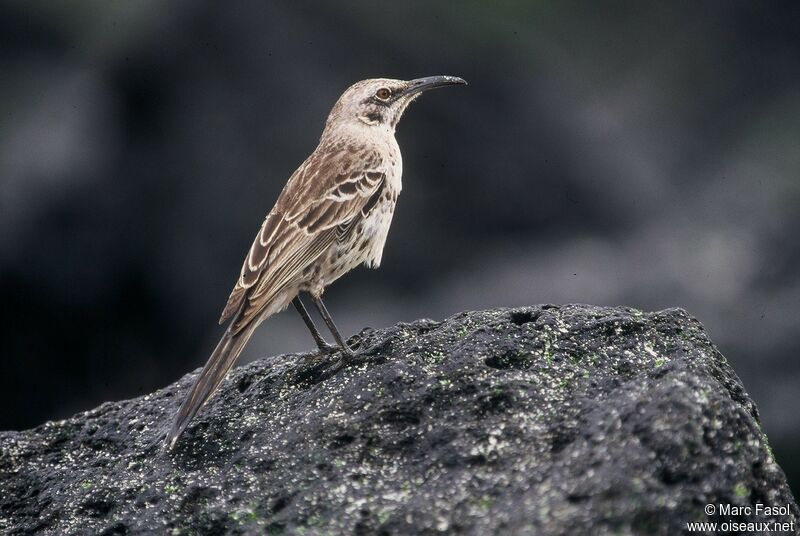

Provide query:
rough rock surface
left=1, top=305, right=797, bottom=535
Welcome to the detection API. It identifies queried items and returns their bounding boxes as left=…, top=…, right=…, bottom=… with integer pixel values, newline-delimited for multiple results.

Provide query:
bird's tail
left=165, top=322, right=257, bottom=450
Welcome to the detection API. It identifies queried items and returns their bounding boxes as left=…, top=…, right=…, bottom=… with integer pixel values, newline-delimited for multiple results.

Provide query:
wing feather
left=233, top=227, right=336, bottom=330
left=219, top=148, right=387, bottom=329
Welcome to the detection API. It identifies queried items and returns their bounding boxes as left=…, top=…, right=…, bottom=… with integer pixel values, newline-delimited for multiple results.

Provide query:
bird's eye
left=375, top=88, right=391, bottom=101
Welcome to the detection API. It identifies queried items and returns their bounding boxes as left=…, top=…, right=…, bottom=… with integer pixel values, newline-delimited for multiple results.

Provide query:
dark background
left=2, top=1, right=798, bottom=493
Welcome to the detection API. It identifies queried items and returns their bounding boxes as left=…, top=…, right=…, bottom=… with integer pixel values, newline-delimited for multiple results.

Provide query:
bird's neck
left=321, top=121, right=396, bottom=145
left=318, top=124, right=402, bottom=189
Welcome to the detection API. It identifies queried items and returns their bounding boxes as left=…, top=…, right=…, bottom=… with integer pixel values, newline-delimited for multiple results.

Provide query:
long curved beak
left=401, top=75, right=467, bottom=97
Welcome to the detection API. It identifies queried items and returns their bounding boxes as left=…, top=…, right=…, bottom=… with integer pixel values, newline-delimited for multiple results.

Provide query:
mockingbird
left=166, top=75, right=466, bottom=449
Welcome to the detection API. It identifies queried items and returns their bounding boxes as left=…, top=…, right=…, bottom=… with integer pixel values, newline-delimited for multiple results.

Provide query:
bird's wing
left=219, top=147, right=387, bottom=331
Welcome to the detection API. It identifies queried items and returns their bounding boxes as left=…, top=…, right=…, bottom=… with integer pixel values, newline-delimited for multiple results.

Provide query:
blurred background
left=1, top=1, right=798, bottom=491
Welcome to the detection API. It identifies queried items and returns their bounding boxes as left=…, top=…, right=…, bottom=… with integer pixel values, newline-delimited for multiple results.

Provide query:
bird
left=164, top=75, right=466, bottom=450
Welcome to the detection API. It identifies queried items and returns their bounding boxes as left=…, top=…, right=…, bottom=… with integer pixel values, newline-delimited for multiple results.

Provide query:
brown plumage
left=166, top=76, right=466, bottom=450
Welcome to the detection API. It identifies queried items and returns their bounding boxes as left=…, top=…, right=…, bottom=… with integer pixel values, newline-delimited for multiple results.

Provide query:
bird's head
left=323, top=76, right=467, bottom=136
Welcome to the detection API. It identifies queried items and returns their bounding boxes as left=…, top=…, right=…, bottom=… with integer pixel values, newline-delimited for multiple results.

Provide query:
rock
left=1, top=304, right=797, bottom=535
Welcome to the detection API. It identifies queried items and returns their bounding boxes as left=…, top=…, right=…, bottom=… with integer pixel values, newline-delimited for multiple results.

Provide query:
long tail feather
left=165, top=322, right=257, bottom=450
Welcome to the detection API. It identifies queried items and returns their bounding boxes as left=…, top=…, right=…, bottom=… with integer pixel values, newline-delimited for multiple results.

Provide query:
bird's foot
left=346, top=332, right=365, bottom=351
left=307, top=341, right=355, bottom=367
left=313, top=341, right=340, bottom=356
left=338, top=344, right=356, bottom=361
left=301, top=342, right=338, bottom=366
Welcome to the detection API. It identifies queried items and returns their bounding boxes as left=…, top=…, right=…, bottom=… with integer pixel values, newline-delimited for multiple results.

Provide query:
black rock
left=1, top=305, right=797, bottom=535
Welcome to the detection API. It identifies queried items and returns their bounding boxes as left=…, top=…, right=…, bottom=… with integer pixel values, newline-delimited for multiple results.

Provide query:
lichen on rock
left=1, top=304, right=797, bottom=535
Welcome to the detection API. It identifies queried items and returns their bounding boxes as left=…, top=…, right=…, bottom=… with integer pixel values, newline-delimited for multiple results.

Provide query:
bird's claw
left=346, top=332, right=364, bottom=350
left=317, top=342, right=339, bottom=355
left=311, top=341, right=355, bottom=358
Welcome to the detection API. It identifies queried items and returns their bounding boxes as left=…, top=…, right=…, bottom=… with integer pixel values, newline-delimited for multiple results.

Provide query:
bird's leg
left=292, top=296, right=337, bottom=354
left=310, top=295, right=355, bottom=358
